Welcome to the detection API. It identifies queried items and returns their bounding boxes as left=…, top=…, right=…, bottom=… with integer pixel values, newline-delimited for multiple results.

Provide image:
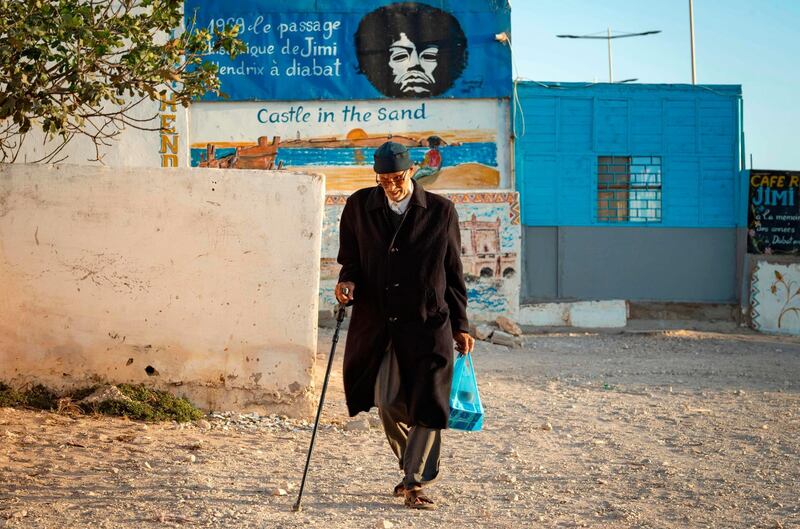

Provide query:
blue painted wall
left=514, top=82, right=744, bottom=228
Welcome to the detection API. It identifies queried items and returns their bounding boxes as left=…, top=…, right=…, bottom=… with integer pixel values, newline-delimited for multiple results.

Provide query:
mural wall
left=751, top=260, right=800, bottom=335
left=184, top=0, right=511, bottom=100
left=190, top=99, right=510, bottom=191
left=320, top=192, right=520, bottom=319
left=183, top=0, right=518, bottom=320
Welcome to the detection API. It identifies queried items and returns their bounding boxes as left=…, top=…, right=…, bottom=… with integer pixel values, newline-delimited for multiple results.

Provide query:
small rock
left=375, top=520, right=394, bottom=529
left=21, top=435, right=36, bottom=445
left=196, top=419, right=212, bottom=430
left=541, top=422, right=553, bottom=431
left=143, top=462, right=152, bottom=470
left=186, top=454, right=197, bottom=463
left=490, top=330, right=518, bottom=348
left=474, top=324, right=495, bottom=341
left=735, top=389, right=746, bottom=396
left=109, top=467, right=120, bottom=475
left=344, top=418, right=370, bottom=432
left=497, top=472, right=516, bottom=483
left=79, top=385, right=133, bottom=405
left=496, top=316, right=522, bottom=336
left=367, top=416, right=383, bottom=429
left=11, top=510, right=28, bottom=519
left=271, top=488, right=287, bottom=496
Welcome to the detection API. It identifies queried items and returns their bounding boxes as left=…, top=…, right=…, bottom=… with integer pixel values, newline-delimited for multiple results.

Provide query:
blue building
left=514, top=82, right=745, bottom=303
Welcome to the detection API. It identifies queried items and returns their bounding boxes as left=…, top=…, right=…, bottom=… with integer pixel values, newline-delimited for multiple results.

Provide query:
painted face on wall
left=388, top=32, right=439, bottom=95
left=355, top=3, right=467, bottom=98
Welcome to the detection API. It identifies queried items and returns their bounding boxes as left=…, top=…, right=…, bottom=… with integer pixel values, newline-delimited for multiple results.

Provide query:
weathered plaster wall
left=0, top=164, right=323, bottom=415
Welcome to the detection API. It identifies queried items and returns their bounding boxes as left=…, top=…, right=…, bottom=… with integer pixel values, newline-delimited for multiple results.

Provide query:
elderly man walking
left=335, top=141, right=475, bottom=509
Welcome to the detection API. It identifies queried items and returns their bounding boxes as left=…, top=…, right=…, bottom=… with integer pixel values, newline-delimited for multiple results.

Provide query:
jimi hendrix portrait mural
left=355, top=3, right=468, bottom=98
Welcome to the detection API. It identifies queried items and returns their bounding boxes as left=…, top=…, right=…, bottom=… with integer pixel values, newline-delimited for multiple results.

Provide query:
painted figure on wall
left=413, top=135, right=443, bottom=186
left=355, top=3, right=468, bottom=97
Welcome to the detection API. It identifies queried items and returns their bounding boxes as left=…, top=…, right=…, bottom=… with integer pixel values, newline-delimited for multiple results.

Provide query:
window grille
left=597, top=156, right=662, bottom=223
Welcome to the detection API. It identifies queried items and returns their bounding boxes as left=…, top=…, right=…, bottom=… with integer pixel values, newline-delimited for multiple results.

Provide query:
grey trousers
left=374, top=343, right=441, bottom=488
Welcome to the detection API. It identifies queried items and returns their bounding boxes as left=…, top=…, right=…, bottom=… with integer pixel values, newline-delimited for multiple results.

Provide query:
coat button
left=388, top=316, right=398, bottom=322
left=393, top=283, right=400, bottom=288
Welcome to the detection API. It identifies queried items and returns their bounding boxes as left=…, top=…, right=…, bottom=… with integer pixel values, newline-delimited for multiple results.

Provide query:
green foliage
left=108, top=383, right=204, bottom=422
left=0, top=382, right=24, bottom=407
left=0, top=0, right=246, bottom=162
left=21, top=384, right=59, bottom=410
left=0, top=381, right=203, bottom=422
left=0, top=382, right=58, bottom=409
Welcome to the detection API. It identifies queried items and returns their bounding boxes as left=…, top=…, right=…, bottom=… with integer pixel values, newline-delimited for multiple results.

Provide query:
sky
left=510, top=0, right=799, bottom=170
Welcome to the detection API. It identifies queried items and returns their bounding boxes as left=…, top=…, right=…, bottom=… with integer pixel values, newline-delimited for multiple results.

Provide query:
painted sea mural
left=188, top=99, right=518, bottom=320
left=188, top=99, right=510, bottom=191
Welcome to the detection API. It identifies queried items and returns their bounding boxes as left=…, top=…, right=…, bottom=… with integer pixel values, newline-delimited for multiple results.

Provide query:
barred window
left=597, top=156, right=662, bottom=223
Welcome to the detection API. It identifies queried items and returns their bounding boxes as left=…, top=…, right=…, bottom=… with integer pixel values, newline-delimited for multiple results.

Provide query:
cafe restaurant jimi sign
left=748, top=170, right=800, bottom=255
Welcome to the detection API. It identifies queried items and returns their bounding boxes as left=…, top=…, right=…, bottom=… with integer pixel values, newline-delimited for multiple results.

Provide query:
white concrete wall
left=518, top=300, right=628, bottom=328
left=0, top=164, right=324, bottom=415
left=11, top=96, right=188, bottom=168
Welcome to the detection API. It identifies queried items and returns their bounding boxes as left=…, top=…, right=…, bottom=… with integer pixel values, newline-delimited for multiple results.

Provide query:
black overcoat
left=337, top=182, right=469, bottom=429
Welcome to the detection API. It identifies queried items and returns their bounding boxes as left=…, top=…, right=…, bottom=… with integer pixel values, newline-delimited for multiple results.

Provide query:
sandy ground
left=1, top=328, right=799, bottom=529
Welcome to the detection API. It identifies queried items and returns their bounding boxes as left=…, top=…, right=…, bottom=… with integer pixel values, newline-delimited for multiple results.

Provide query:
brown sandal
left=403, top=487, right=435, bottom=510
left=392, top=482, right=405, bottom=497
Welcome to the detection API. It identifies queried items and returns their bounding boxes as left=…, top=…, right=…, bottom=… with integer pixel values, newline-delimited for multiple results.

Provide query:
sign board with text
left=185, top=0, right=511, bottom=101
left=748, top=170, right=800, bottom=255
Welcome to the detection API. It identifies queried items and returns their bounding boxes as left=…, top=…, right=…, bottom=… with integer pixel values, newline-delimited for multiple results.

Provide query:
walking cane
left=292, top=288, right=349, bottom=512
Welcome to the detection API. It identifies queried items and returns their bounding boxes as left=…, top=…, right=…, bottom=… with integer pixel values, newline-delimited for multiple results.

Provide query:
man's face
left=377, top=169, right=412, bottom=202
left=388, top=32, right=438, bottom=95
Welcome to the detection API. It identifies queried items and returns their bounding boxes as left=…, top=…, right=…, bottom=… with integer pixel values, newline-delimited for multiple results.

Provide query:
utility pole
left=689, top=0, right=697, bottom=84
left=607, top=27, right=613, bottom=83
left=557, top=29, right=661, bottom=83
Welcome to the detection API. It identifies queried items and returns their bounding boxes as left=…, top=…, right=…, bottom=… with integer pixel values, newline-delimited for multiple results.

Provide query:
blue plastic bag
left=448, top=353, right=484, bottom=431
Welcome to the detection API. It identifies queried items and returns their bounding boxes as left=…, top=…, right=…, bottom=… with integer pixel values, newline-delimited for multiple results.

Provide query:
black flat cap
left=373, top=141, right=412, bottom=174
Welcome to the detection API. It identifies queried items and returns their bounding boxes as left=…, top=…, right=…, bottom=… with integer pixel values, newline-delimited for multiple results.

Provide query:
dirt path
left=1, top=329, right=799, bottom=528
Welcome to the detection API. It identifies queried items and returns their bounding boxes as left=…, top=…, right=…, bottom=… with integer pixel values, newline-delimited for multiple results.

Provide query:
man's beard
left=395, top=69, right=435, bottom=94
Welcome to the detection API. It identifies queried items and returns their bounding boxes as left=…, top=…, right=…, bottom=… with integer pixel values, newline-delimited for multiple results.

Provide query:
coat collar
left=366, top=180, right=428, bottom=211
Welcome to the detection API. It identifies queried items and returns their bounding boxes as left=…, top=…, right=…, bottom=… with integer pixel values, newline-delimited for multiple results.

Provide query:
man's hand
left=454, top=332, right=475, bottom=355
left=335, top=281, right=355, bottom=304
